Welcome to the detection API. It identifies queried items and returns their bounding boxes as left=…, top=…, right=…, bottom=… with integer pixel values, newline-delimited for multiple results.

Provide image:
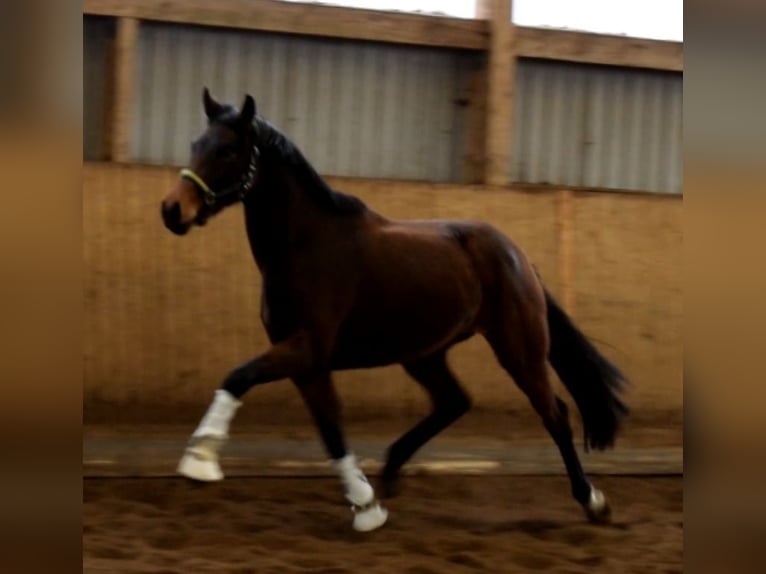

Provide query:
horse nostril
left=161, top=201, right=190, bottom=235
left=161, top=201, right=181, bottom=225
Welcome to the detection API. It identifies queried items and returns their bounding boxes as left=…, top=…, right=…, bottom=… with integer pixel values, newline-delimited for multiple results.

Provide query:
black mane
left=245, top=115, right=367, bottom=215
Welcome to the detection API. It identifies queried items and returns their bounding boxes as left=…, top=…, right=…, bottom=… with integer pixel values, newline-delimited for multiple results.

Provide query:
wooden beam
left=463, top=65, right=487, bottom=184
left=83, top=0, right=488, bottom=51
left=557, top=189, right=575, bottom=313
left=100, top=29, right=117, bottom=160
left=516, top=27, right=683, bottom=72
left=84, top=1, right=682, bottom=71
left=476, top=0, right=514, bottom=186
left=110, top=17, right=138, bottom=162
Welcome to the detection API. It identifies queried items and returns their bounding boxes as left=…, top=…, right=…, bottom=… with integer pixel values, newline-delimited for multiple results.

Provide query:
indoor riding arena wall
left=84, top=162, right=682, bottom=434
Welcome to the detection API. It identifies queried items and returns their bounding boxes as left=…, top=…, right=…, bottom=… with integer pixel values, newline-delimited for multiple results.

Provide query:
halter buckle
left=203, top=189, right=217, bottom=207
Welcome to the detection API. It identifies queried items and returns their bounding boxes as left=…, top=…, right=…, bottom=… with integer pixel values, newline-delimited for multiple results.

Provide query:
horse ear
left=202, top=87, right=224, bottom=119
left=240, top=94, right=257, bottom=124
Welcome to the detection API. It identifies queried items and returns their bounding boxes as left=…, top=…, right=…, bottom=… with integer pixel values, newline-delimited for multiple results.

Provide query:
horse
left=160, top=88, right=628, bottom=532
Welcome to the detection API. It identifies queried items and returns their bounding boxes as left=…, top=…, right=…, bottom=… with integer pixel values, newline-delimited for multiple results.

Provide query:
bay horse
left=160, top=89, right=628, bottom=532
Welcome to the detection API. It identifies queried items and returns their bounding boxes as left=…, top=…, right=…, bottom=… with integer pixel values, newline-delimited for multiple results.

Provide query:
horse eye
left=217, top=146, right=237, bottom=160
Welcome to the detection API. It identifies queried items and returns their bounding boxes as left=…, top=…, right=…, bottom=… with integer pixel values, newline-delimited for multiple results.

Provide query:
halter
left=179, top=143, right=260, bottom=208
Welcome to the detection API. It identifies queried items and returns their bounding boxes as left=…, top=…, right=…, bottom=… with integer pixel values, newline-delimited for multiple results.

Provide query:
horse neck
left=241, top=159, right=335, bottom=273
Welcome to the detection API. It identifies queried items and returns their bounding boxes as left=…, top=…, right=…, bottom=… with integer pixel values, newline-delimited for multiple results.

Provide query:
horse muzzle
left=161, top=201, right=192, bottom=236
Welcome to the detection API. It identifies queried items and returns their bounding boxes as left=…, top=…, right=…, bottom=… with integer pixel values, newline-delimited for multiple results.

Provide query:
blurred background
left=83, top=0, right=682, bottom=439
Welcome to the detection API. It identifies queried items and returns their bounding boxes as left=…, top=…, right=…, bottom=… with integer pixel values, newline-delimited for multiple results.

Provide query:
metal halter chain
left=179, top=143, right=260, bottom=208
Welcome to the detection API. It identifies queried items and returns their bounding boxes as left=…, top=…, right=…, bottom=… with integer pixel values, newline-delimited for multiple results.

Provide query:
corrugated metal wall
left=131, top=22, right=479, bottom=182
left=83, top=16, right=114, bottom=161
left=84, top=19, right=684, bottom=193
left=512, top=59, right=683, bottom=194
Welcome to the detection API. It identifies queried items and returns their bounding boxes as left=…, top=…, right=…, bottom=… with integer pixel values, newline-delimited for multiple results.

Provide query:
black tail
left=544, top=288, right=629, bottom=451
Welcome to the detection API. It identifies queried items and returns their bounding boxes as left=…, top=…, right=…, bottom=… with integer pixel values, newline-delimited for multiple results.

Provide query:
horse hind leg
left=380, top=351, right=472, bottom=498
left=486, top=331, right=611, bottom=523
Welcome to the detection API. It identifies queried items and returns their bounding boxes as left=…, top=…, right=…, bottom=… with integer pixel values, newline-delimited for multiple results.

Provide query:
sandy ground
left=83, top=475, right=682, bottom=573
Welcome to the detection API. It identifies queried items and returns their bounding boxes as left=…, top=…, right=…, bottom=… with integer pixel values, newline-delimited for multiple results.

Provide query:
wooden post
left=475, top=0, right=515, bottom=187
left=463, top=66, right=487, bottom=184
left=557, top=189, right=575, bottom=313
left=110, top=17, right=138, bottom=162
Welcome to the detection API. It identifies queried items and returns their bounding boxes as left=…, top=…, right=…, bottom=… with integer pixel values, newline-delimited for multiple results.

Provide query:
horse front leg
left=295, top=373, right=388, bottom=532
left=177, top=332, right=316, bottom=482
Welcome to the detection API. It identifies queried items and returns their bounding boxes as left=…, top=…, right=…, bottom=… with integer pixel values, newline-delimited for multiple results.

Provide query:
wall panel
left=84, top=163, right=681, bottom=430
left=130, top=22, right=479, bottom=182
left=83, top=163, right=561, bottom=425
left=571, top=192, right=683, bottom=422
left=513, top=59, right=683, bottom=194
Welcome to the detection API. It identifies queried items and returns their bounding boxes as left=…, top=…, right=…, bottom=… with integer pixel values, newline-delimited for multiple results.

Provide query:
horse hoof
left=584, top=488, right=611, bottom=524
left=177, top=450, right=223, bottom=482
left=352, top=501, right=389, bottom=532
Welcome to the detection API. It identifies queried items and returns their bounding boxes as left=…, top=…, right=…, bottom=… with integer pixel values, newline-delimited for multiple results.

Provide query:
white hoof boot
left=352, top=500, right=389, bottom=532
left=177, top=436, right=225, bottom=482
left=333, top=454, right=388, bottom=532
left=178, top=390, right=241, bottom=482
left=584, top=486, right=611, bottom=523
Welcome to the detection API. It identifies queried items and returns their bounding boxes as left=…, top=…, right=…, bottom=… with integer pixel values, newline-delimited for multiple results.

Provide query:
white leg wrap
left=332, top=454, right=388, bottom=532
left=333, top=454, right=374, bottom=506
left=178, top=390, right=242, bottom=482
left=191, top=389, right=242, bottom=439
